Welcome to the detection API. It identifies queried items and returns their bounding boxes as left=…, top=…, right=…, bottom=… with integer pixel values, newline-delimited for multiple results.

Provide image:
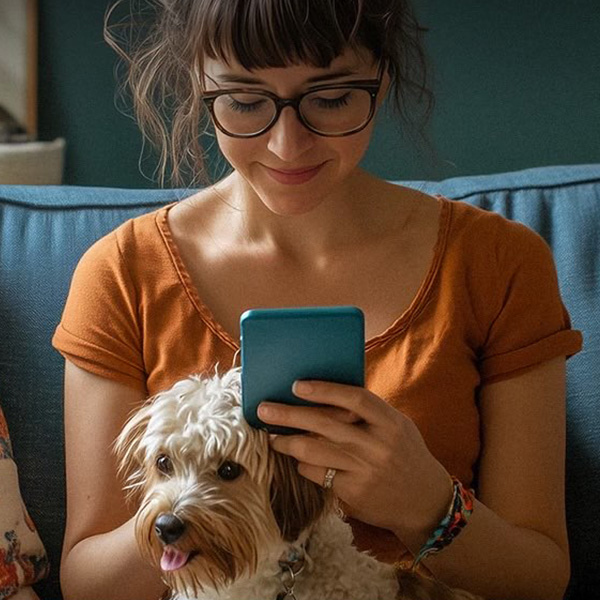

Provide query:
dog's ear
left=113, top=402, right=154, bottom=504
left=269, top=451, right=332, bottom=542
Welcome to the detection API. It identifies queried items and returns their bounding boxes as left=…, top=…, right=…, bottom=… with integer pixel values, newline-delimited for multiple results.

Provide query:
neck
left=214, top=169, right=393, bottom=262
left=185, top=514, right=398, bottom=600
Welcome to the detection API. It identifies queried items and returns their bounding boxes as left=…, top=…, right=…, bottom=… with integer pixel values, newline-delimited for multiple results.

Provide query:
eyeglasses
left=202, top=62, right=385, bottom=138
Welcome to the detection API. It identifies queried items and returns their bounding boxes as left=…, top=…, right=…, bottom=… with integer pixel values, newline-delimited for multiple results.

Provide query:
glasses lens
left=212, top=93, right=276, bottom=136
left=300, top=88, right=373, bottom=135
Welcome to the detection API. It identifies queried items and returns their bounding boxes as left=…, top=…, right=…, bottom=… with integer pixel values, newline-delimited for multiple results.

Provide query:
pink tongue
left=160, top=546, right=191, bottom=572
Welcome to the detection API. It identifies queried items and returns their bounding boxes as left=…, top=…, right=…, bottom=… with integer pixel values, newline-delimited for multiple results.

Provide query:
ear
left=113, top=403, right=153, bottom=503
left=269, top=451, right=332, bottom=542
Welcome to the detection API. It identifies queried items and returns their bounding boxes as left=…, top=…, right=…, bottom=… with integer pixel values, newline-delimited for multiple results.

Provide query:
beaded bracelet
left=411, top=476, right=475, bottom=570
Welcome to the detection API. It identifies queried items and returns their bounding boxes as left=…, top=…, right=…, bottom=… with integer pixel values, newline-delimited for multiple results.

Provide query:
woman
left=53, top=1, right=582, bottom=599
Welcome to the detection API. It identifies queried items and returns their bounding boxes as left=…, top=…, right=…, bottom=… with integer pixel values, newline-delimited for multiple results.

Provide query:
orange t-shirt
left=52, top=196, right=582, bottom=564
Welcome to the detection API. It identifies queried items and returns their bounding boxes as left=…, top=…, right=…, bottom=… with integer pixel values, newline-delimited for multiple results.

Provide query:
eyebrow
left=214, top=68, right=360, bottom=85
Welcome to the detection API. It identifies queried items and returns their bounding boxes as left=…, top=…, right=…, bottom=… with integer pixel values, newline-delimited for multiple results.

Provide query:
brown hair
left=105, top=0, right=435, bottom=187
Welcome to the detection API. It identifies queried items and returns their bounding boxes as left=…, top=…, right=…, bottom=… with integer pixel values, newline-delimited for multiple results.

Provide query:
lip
left=263, top=162, right=326, bottom=185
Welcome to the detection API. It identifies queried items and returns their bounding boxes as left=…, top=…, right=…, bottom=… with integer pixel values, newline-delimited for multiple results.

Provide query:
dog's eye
left=156, top=454, right=173, bottom=475
left=217, top=461, right=243, bottom=481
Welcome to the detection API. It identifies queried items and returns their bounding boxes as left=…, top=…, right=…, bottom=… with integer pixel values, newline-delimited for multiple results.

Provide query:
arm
left=60, top=361, right=167, bottom=600
left=261, top=356, right=570, bottom=599
left=398, top=355, right=570, bottom=599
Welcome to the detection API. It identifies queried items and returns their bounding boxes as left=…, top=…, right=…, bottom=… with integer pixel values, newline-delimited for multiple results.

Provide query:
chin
left=247, top=164, right=347, bottom=216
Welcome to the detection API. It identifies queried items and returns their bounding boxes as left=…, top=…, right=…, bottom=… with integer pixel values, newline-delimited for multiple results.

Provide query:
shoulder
left=436, top=198, right=563, bottom=339
left=166, top=186, right=226, bottom=242
left=444, top=198, right=554, bottom=270
left=77, top=204, right=173, bottom=275
left=448, top=198, right=533, bottom=239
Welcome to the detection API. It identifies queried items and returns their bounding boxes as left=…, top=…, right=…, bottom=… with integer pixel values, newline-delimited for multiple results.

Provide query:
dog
left=115, top=368, right=480, bottom=599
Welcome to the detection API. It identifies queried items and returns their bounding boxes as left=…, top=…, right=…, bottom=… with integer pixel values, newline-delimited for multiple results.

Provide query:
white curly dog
left=115, top=368, right=479, bottom=600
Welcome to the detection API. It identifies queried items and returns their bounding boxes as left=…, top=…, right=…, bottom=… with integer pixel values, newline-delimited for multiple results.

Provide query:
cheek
left=327, top=124, right=375, bottom=171
left=215, top=132, right=260, bottom=171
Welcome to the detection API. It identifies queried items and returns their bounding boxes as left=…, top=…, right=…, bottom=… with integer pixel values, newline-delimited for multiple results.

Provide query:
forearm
left=61, top=517, right=167, bottom=600
left=397, top=498, right=570, bottom=600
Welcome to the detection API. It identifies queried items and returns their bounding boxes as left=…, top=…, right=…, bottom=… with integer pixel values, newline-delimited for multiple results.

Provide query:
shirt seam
left=365, top=196, right=453, bottom=350
left=155, top=203, right=240, bottom=352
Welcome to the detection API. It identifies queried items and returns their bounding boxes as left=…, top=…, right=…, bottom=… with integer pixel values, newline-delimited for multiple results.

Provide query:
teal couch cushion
left=0, top=164, right=598, bottom=598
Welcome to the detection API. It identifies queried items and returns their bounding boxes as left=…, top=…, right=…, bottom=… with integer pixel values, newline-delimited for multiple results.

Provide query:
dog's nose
left=154, top=513, right=186, bottom=545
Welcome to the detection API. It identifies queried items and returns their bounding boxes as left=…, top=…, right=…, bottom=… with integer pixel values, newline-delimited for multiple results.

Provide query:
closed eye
left=225, top=94, right=269, bottom=113
left=308, top=90, right=353, bottom=110
left=312, top=92, right=352, bottom=109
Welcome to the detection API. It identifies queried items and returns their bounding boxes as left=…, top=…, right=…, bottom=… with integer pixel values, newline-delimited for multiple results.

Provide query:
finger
left=292, top=380, right=389, bottom=425
left=269, top=433, right=355, bottom=471
left=312, top=405, right=364, bottom=424
left=262, top=403, right=362, bottom=427
left=297, top=462, right=344, bottom=492
left=258, top=402, right=370, bottom=445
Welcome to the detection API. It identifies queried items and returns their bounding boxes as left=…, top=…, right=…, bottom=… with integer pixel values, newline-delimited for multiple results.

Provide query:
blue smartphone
left=240, top=306, right=365, bottom=434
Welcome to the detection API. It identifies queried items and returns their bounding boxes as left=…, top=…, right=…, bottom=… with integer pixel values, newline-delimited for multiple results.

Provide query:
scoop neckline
left=156, top=195, right=452, bottom=353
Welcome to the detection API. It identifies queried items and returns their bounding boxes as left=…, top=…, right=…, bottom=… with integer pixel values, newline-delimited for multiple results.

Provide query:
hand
left=258, top=380, right=453, bottom=538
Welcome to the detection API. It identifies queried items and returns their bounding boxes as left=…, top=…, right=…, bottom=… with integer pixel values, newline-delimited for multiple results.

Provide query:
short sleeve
left=478, top=223, right=582, bottom=384
left=52, top=226, right=147, bottom=392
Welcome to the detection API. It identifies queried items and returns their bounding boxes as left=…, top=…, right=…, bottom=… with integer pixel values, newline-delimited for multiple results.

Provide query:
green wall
left=38, top=0, right=600, bottom=187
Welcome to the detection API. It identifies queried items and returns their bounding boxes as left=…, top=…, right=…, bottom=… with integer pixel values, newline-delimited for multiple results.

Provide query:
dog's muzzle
left=154, top=513, right=186, bottom=545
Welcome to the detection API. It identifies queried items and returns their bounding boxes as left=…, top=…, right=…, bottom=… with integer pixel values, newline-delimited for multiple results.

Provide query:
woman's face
left=203, top=47, right=388, bottom=216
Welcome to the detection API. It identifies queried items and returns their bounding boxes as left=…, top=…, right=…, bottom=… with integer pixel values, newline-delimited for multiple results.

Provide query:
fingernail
left=293, top=380, right=313, bottom=395
left=258, top=404, right=272, bottom=419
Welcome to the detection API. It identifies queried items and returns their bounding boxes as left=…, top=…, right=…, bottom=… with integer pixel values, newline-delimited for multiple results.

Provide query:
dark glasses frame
left=202, top=61, right=386, bottom=138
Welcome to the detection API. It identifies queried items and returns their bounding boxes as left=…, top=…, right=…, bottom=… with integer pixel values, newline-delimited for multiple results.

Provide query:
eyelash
left=226, top=92, right=352, bottom=113
left=227, top=98, right=268, bottom=113
left=311, top=93, right=351, bottom=109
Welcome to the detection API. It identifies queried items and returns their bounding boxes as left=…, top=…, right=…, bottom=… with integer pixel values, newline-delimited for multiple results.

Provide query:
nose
left=266, top=106, right=315, bottom=162
left=154, top=513, right=186, bottom=545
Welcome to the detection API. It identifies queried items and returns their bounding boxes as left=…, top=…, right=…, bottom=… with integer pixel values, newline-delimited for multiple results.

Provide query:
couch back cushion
left=0, top=164, right=598, bottom=598
left=0, top=187, right=182, bottom=598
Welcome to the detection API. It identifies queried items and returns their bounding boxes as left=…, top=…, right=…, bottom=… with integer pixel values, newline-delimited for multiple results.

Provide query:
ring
left=323, top=467, right=337, bottom=489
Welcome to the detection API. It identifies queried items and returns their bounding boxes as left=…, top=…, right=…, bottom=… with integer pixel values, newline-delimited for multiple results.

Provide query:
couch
left=0, top=163, right=599, bottom=599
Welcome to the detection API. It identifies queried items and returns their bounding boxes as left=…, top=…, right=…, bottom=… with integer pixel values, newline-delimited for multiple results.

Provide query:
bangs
left=196, top=0, right=370, bottom=69
left=105, top=0, right=433, bottom=187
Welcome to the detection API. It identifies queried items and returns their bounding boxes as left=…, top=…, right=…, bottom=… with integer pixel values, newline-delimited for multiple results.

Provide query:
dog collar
left=275, top=540, right=309, bottom=600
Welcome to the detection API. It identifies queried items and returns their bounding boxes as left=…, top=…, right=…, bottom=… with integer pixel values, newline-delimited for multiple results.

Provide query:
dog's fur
left=115, top=368, right=480, bottom=599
